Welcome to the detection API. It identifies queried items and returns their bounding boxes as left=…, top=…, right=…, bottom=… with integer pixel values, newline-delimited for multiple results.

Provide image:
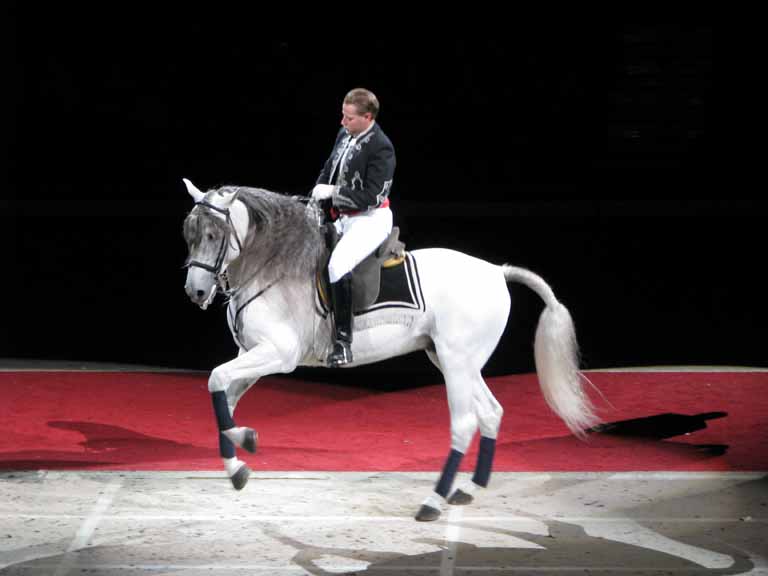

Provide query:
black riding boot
left=328, top=273, right=353, bottom=367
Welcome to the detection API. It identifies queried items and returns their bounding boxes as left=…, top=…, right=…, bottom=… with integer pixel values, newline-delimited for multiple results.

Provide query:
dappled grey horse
left=181, top=179, right=599, bottom=521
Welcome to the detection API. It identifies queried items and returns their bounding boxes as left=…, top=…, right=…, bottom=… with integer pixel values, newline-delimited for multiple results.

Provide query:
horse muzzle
left=185, top=269, right=219, bottom=310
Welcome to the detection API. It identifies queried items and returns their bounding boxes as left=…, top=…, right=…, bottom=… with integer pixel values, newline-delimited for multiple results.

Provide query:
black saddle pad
left=355, top=252, right=425, bottom=316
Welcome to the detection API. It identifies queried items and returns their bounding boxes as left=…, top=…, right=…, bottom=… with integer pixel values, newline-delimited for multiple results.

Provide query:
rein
left=227, top=281, right=276, bottom=350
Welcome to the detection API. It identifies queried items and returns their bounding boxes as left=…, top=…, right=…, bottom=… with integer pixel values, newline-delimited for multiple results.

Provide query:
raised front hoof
left=230, top=465, right=251, bottom=491
left=242, top=428, right=258, bottom=453
left=415, top=504, right=442, bottom=522
left=447, top=489, right=474, bottom=505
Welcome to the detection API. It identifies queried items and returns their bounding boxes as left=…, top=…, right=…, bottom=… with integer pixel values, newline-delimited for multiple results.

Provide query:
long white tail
left=502, top=265, right=599, bottom=438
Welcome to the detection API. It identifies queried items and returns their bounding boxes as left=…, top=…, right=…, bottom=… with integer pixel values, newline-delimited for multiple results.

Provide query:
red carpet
left=1, top=371, right=766, bottom=472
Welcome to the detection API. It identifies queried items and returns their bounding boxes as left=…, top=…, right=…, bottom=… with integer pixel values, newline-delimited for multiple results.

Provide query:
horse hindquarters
left=414, top=248, right=512, bottom=370
left=418, top=249, right=510, bottom=461
left=417, top=250, right=511, bottom=441
left=413, top=250, right=511, bottom=519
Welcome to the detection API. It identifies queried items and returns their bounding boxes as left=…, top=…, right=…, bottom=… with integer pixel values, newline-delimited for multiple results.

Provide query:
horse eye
left=207, top=233, right=215, bottom=241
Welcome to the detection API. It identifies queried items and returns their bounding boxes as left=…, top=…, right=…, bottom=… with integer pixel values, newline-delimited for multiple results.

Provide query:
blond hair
left=343, top=88, right=380, bottom=119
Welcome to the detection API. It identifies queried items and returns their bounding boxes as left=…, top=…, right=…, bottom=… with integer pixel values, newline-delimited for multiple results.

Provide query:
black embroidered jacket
left=316, top=124, right=395, bottom=213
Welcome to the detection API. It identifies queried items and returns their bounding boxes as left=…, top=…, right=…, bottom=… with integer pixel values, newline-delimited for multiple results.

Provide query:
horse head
left=182, top=178, right=248, bottom=309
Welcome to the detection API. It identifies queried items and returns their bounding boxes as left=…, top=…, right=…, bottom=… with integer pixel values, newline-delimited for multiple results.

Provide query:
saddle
left=318, top=226, right=406, bottom=314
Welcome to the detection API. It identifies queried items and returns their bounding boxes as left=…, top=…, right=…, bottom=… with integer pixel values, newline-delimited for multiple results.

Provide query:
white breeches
left=328, top=207, right=393, bottom=283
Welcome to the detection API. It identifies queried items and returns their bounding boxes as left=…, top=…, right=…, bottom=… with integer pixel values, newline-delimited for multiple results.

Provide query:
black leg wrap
left=219, top=432, right=236, bottom=459
left=435, top=449, right=464, bottom=498
left=211, top=391, right=235, bottom=431
left=471, top=436, right=496, bottom=488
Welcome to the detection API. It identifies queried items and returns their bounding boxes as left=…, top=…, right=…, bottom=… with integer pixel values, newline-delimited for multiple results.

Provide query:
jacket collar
left=346, top=121, right=376, bottom=141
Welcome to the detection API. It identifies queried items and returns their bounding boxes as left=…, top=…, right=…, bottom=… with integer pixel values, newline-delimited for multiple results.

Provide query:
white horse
left=181, top=178, right=599, bottom=521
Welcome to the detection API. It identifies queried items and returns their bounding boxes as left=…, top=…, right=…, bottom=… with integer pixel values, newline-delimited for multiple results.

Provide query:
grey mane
left=185, top=185, right=326, bottom=291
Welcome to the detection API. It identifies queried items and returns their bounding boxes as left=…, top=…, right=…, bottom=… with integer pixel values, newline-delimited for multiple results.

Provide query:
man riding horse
left=181, top=89, right=599, bottom=521
left=311, top=88, right=396, bottom=367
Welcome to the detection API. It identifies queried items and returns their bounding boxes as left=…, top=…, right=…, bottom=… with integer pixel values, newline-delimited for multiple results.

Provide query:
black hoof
left=447, top=489, right=474, bottom=505
left=230, top=465, right=251, bottom=491
left=242, top=428, right=258, bottom=453
left=415, top=504, right=442, bottom=522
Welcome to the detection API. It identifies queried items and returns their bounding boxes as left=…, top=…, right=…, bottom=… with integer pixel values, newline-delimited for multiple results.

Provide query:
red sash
left=331, top=198, right=390, bottom=221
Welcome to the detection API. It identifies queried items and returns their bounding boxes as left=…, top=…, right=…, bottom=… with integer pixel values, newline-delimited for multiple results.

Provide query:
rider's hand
left=311, top=184, right=336, bottom=201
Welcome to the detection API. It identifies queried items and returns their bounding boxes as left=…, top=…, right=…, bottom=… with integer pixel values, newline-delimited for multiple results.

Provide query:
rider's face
left=340, top=103, right=373, bottom=137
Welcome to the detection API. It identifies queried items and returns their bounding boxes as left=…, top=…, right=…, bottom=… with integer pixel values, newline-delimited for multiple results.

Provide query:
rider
left=311, top=88, right=396, bottom=367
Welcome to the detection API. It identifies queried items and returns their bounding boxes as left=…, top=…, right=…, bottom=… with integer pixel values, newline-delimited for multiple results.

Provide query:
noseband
left=185, top=200, right=244, bottom=277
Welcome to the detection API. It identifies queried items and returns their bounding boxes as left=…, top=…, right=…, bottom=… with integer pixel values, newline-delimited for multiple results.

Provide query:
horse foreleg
left=221, top=370, right=260, bottom=453
left=208, top=340, right=297, bottom=491
left=210, top=390, right=250, bottom=490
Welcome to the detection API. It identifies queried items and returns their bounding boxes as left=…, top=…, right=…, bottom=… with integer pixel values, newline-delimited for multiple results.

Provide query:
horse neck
left=224, top=197, right=253, bottom=289
left=229, top=197, right=250, bottom=253
left=225, top=194, right=322, bottom=293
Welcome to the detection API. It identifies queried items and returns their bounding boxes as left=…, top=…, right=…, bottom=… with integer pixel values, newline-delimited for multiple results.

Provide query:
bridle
left=185, top=200, right=243, bottom=278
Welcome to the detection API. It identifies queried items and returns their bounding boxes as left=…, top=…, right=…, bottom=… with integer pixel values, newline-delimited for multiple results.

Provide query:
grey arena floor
left=1, top=362, right=766, bottom=575
left=1, top=470, right=766, bottom=575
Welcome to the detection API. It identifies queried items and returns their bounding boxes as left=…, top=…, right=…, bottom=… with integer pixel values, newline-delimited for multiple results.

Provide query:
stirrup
left=327, top=340, right=353, bottom=367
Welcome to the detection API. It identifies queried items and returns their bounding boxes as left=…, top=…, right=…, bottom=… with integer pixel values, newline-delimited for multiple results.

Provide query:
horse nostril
left=196, top=290, right=206, bottom=300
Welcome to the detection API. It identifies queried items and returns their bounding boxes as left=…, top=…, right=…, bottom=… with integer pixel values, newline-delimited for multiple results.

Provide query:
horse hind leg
left=448, top=376, right=503, bottom=506
left=416, top=356, right=479, bottom=522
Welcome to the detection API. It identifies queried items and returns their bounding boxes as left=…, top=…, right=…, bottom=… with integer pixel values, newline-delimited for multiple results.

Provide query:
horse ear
left=183, top=178, right=205, bottom=203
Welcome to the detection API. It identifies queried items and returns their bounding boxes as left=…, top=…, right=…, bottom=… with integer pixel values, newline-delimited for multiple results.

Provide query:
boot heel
left=328, top=341, right=353, bottom=367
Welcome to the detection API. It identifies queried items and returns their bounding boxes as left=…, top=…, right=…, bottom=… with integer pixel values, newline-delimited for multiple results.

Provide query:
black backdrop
left=6, top=17, right=752, bottom=378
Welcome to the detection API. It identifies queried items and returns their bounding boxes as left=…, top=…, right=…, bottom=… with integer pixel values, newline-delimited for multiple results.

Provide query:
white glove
left=311, top=184, right=336, bottom=201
